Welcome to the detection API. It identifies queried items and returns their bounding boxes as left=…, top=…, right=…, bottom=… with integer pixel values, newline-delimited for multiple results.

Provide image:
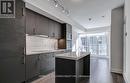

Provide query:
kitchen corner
left=25, top=7, right=74, bottom=82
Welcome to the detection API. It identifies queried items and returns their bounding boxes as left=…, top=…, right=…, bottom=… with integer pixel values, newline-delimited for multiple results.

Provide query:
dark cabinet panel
left=56, top=58, right=76, bottom=75
left=26, top=9, right=62, bottom=38
left=48, top=20, right=55, bottom=37
left=0, top=0, right=26, bottom=83
left=58, top=23, right=72, bottom=50
left=0, top=57, right=25, bottom=83
left=36, top=14, right=49, bottom=35
left=55, top=54, right=90, bottom=83
left=54, top=22, right=61, bottom=39
left=26, top=55, right=40, bottom=81
left=48, top=20, right=61, bottom=38
left=26, top=9, right=36, bottom=35
left=40, top=53, right=55, bottom=75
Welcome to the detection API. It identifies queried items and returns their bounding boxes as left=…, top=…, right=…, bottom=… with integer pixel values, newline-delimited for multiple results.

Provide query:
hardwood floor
left=31, top=57, right=125, bottom=83
left=80, top=57, right=125, bottom=83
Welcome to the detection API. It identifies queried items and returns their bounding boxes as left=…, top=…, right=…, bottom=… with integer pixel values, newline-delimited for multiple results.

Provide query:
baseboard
left=123, top=73, right=129, bottom=83
left=111, top=68, right=123, bottom=74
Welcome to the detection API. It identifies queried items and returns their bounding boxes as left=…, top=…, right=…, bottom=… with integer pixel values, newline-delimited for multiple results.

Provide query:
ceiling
left=59, top=0, right=124, bottom=29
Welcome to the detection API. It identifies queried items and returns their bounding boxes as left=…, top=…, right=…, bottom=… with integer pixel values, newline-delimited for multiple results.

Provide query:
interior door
left=0, top=0, right=26, bottom=83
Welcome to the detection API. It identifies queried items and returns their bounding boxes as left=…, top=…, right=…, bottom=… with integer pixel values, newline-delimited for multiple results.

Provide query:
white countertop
left=55, top=52, right=90, bottom=60
left=26, top=49, right=66, bottom=55
left=26, top=50, right=90, bottom=60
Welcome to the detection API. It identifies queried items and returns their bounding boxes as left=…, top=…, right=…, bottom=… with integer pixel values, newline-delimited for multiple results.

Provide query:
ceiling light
left=102, top=16, right=105, bottom=18
left=51, top=0, right=70, bottom=16
left=62, top=10, right=65, bottom=13
left=55, top=3, right=58, bottom=7
left=89, top=18, right=92, bottom=21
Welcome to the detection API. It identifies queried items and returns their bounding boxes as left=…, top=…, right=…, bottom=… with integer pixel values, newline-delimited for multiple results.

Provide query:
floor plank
left=80, top=57, right=124, bottom=83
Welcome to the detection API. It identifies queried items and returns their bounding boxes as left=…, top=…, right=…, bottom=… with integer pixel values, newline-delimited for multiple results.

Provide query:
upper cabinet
left=48, top=20, right=61, bottom=39
left=36, top=13, right=49, bottom=36
left=26, top=9, right=36, bottom=35
left=26, top=8, right=62, bottom=39
left=48, top=20, right=55, bottom=37
left=55, top=22, right=62, bottom=39
left=58, top=23, right=72, bottom=51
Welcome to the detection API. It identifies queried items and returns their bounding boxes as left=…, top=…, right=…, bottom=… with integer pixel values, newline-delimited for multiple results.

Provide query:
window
left=79, top=32, right=108, bottom=56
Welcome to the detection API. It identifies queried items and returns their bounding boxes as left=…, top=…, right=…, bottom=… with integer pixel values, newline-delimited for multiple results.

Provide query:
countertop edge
left=55, top=53, right=90, bottom=60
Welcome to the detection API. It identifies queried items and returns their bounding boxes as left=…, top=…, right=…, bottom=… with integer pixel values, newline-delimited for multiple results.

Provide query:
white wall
left=86, top=26, right=110, bottom=34
left=24, top=0, right=86, bottom=32
left=124, top=0, right=130, bottom=82
left=111, top=7, right=124, bottom=74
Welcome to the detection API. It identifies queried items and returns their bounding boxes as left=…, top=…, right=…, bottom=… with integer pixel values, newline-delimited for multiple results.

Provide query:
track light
left=51, top=0, right=70, bottom=16
left=55, top=3, right=58, bottom=7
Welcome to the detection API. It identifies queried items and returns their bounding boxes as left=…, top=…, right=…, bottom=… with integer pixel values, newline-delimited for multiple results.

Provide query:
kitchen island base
left=55, top=53, right=90, bottom=83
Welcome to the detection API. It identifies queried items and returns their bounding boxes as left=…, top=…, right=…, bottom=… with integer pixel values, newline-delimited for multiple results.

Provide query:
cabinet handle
left=53, top=33, right=55, bottom=37
left=21, top=56, right=25, bottom=64
left=22, top=8, right=25, bottom=16
left=38, top=56, right=40, bottom=61
left=23, top=47, right=26, bottom=55
left=33, top=28, right=36, bottom=35
left=125, top=32, right=127, bottom=36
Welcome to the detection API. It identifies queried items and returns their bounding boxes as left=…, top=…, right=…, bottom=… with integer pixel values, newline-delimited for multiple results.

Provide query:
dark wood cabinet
left=36, top=13, right=49, bottom=36
left=54, top=21, right=62, bottom=39
left=48, top=20, right=55, bottom=37
left=48, top=20, right=61, bottom=38
left=26, top=55, right=40, bottom=81
left=0, top=0, right=26, bottom=83
left=58, top=23, right=72, bottom=51
left=39, top=53, right=55, bottom=75
left=55, top=54, right=90, bottom=83
left=26, top=9, right=36, bottom=35
left=0, top=57, right=25, bottom=83
left=26, top=8, right=62, bottom=38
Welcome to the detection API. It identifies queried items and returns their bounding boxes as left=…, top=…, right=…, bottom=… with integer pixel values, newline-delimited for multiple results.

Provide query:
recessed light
left=102, top=16, right=105, bottom=18
left=89, top=18, right=92, bottom=21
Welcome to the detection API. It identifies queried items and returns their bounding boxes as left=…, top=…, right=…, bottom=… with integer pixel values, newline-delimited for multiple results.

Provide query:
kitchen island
left=55, top=52, right=90, bottom=83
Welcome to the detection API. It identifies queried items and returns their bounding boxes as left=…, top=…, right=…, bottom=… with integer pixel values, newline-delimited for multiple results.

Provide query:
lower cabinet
left=39, top=53, right=55, bottom=75
left=26, top=55, right=40, bottom=81
left=0, top=57, right=25, bottom=83
left=26, top=53, right=55, bottom=82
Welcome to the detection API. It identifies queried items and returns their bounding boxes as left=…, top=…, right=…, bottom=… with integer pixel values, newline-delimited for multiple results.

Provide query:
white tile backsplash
left=26, top=35, right=58, bottom=52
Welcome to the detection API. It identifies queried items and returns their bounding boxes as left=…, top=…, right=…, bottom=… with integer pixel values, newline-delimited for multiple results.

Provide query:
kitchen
left=0, top=0, right=90, bottom=83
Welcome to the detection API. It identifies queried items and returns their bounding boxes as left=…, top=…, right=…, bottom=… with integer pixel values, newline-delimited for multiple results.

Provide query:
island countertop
left=26, top=49, right=66, bottom=55
left=55, top=52, right=90, bottom=60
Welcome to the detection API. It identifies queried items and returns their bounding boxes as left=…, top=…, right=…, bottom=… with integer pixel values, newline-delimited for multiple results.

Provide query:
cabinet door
left=26, top=55, right=40, bottom=80
left=40, top=53, right=55, bottom=75
left=36, top=14, right=49, bottom=35
left=48, top=20, right=55, bottom=37
left=26, top=9, right=36, bottom=35
left=54, top=22, right=61, bottom=39
left=0, top=57, right=25, bottom=83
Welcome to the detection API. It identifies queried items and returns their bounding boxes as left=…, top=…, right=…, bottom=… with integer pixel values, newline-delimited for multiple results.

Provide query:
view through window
left=79, top=32, right=108, bottom=57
